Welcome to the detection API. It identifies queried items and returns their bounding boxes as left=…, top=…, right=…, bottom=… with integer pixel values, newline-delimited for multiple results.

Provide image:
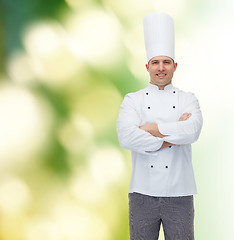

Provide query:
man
left=116, top=12, right=203, bottom=240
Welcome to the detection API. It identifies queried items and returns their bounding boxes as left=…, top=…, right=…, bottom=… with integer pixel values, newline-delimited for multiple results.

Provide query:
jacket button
left=173, top=91, right=176, bottom=93
left=148, top=107, right=150, bottom=109
left=173, top=106, right=175, bottom=108
left=165, top=166, right=168, bottom=168
left=169, top=146, right=172, bottom=148
left=146, top=92, right=149, bottom=95
left=151, top=165, right=153, bottom=168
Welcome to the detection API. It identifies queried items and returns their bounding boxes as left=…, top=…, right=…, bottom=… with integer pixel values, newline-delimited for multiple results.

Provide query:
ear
left=145, top=64, right=149, bottom=72
left=174, top=62, right=178, bottom=72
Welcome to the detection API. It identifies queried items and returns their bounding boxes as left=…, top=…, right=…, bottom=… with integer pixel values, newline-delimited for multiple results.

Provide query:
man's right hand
left=179, top=112, right=192, bottom=121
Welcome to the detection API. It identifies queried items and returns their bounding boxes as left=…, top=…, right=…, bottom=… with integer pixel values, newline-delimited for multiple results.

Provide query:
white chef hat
left=143, top=12, right=175, bottom=62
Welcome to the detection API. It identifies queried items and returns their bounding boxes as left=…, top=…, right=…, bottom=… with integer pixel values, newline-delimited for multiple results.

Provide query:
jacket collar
left=148, top=83, right=174, bottom=91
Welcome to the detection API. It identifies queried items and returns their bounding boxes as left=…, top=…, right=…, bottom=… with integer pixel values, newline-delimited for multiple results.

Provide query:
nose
left=159, top=62, right=165, bottom=71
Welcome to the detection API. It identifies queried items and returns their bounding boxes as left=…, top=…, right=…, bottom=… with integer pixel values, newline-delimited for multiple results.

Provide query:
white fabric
left=116, top=83, right=203, bottom=197
left=143, top=12, right=175, bottom=62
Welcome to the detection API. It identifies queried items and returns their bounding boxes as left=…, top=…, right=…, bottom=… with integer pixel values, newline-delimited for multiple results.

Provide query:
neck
left=158, top=85, right=165, bottom=90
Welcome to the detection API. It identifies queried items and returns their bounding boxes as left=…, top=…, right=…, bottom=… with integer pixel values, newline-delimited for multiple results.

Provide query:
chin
left=157, top=81, right=168, bottom=86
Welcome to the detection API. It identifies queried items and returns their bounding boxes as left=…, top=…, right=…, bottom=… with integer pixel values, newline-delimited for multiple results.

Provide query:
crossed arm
left=117, top=93, right=202, bottom=154
left=139, top=112, right=192, bottom=149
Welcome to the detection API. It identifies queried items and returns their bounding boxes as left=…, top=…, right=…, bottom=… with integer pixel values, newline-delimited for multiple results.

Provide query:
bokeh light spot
left=0, top=84, right=52, bottom=168
left=65, top=8, right=122, bottom=67
left=58, top=115, right=94, bottom=154
left=23, top=21, right=82, bottom=85
left=74, top=84, right=122, bottom=131
left=89, top=147, right=125, bottom=186
left=7, top=51, right=34, bottom=84
left=0, top=177, right=31, bottom=214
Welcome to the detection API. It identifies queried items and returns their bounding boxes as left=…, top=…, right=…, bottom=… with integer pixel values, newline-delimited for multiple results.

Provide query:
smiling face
left=145, top=56, right=178, bottom=90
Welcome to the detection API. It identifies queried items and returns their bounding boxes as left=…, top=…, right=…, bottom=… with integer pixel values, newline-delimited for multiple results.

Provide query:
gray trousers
left=129, top=192, right=194, bottom=240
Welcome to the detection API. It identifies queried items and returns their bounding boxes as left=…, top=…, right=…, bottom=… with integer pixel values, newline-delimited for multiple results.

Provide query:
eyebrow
left=151, top=59, right=172, bottom=63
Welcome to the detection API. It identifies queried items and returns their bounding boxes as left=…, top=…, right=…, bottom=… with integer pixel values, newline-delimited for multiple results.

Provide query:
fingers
left=139, top=124, right=149, bottom=131
left=179, top=112, right=192, bottom=121
left=185, top=113, right=192, bottom=120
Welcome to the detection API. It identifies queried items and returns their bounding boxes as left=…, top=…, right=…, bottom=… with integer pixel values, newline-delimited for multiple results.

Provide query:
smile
left=156, top=74, right=167, bottom=78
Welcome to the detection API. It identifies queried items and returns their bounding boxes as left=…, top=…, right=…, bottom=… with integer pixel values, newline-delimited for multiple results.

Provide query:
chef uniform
left=117, top=12, right=203, bottom=240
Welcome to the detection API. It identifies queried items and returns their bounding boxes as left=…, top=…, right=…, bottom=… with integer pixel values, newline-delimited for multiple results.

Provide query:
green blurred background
left=0, top=0, right=234, bottom=239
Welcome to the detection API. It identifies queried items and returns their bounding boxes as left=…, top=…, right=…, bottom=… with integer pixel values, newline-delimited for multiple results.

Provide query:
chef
left=116, top=12, right=203, bottom=240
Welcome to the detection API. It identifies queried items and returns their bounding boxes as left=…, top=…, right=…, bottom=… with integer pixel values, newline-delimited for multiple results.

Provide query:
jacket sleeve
left=117, top=93, right=164, bottom=154
left=158, top=92, right=203, bottom=145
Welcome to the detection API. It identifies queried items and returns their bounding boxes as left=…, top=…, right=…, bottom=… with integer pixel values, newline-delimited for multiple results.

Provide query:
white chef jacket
left=116, top=83, right=203, bottom=197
